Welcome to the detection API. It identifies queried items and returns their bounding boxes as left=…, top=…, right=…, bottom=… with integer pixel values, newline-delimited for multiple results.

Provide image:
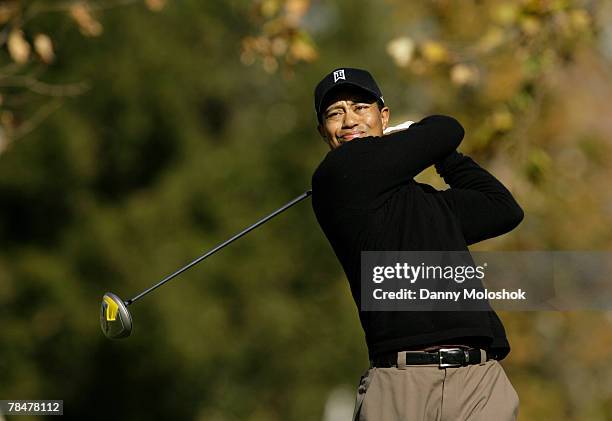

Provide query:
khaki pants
left=353, top=353, right=519, bottom=421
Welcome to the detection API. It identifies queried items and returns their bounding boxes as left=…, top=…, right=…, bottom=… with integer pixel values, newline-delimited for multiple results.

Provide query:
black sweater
left=311, top=115, right=524, bottom=359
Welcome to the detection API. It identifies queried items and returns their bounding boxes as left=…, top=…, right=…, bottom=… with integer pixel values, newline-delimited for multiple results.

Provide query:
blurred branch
left=24, top=0, right=141, bottom=20
left=11, top=99, right=63, bottom=141
left=0, top=0, right=165, bottom=155
left=0, top=75, right=90, bottom=96
left=0, top=62, right=22, bottom=77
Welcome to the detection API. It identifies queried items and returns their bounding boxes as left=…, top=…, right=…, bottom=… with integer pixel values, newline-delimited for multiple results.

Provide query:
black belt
left=370, top=348, right=495, bottom=368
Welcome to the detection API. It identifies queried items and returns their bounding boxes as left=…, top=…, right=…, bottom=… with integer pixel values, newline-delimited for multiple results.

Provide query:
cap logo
left=333, top=69, right=345, bottom=83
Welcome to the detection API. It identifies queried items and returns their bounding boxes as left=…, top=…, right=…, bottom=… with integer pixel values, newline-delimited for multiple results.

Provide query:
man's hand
left=383, top=120, right=415, bottom=135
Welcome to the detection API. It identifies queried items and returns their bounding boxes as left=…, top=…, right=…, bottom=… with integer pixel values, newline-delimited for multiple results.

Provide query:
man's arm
left=435, top=150, right=524, bottom=245
left=379, top=115, right=464, bottom=181
left=313, top=115, right=464, bottom=209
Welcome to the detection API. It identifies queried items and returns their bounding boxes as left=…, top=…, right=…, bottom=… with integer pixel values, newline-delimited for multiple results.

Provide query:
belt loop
left=397, top=351, right=407, bottom=370
left=480, top=349, right=487, bottom=365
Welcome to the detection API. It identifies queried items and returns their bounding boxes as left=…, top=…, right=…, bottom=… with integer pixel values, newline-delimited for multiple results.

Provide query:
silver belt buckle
left=438, top=348, right=465, bottom=368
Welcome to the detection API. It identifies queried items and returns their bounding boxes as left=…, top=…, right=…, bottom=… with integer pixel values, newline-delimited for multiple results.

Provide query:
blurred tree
left=244, top=0, right=597, bottom=155
left=0, top=0, right=165, bottom=154
left=241, top=0, right=318, bottom=76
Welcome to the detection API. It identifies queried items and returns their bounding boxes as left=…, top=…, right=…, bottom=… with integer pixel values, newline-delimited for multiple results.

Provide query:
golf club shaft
left=125, top=190, right=312, bottom=305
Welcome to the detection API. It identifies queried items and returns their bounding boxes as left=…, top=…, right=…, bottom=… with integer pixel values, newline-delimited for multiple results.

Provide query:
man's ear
left=380, top=106, right=390, bottom=131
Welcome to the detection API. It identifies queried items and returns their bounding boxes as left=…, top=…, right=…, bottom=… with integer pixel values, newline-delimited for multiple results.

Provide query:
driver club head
left=100, top=292, right=133, bottom=339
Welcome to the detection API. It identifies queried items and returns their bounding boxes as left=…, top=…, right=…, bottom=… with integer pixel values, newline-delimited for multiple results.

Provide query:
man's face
left=317, top=85, right=389, bottom=150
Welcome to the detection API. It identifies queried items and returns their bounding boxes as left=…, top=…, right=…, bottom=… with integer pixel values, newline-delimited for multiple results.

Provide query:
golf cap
left=314, top=67, right=384, bottom=123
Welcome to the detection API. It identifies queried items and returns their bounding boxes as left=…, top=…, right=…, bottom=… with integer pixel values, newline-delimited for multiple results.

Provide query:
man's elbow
left=489, top=201, right=524, bottom=238
left=421, top=114, right=465, bottom=149
left=446, top=116, right=465, bottom=148
left=466, top=205, right=524, bottom=246
left=440, top=115, right=465, bottom=149
left=503, top=203, right=524, bottom=232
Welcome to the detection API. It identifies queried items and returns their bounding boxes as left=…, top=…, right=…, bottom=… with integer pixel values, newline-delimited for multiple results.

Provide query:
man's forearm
left=435, top=151, right=524, bottom=245
left=382, top=115, right=464, bottom=179
left=435, top=151, right=516, bottom=198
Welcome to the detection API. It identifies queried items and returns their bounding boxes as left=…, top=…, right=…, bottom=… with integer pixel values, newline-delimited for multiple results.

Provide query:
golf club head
left=100, top=292, right=132, bottom=339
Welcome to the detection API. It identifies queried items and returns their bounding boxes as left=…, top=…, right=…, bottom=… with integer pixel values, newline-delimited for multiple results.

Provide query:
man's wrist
left=435, top=150, right=464, bottom=177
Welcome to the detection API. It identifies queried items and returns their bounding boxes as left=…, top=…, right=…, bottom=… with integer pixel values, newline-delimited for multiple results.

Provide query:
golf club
left=100, top=190, right=312, bottom=339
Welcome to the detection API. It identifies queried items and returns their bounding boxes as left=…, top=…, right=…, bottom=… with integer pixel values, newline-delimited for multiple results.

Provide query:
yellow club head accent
left=103, top=295, right=119, bottom=321
left=100, top=292, right=132, bottom=339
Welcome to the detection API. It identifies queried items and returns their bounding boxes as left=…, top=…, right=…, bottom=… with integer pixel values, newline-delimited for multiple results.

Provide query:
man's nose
left=342, top=109, right=358, bottom=128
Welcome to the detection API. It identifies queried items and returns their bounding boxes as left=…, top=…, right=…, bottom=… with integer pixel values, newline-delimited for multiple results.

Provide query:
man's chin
left=337, top=135, right=363, bottom=144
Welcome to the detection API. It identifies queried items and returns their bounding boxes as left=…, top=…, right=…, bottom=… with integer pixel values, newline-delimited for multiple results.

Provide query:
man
left=311, top=68, right=523, bottom=421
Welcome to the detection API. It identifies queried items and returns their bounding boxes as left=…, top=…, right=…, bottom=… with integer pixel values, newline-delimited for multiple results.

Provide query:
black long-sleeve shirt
left=311, top=115, right=524, bottom=359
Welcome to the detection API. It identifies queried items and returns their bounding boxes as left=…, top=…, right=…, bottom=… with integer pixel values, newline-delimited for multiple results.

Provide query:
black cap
left=314, top=68, right=384, bottom=123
